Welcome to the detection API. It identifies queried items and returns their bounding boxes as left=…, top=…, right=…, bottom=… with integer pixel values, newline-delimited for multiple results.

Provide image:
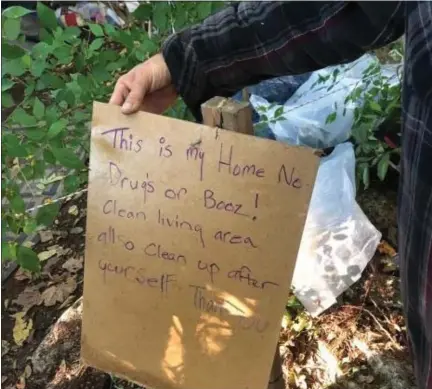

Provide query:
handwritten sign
left=81, top=102, right=319, bottom=389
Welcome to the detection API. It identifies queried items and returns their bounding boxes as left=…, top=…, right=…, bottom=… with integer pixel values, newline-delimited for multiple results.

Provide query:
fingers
left=109, top=77, right=129, bottom=106
left=121, top=78, right=148, bottom=114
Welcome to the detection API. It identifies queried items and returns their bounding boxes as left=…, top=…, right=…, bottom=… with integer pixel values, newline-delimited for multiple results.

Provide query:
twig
left=342, top=305, right=402, bottom=350
left=25, top=187, right=88, bottom=213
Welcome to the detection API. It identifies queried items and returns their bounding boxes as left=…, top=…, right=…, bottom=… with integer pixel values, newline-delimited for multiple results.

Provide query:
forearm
left=162, top=1, right=404, bottom=120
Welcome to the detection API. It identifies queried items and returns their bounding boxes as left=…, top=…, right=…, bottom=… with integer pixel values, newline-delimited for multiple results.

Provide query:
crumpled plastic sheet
left=292, top=143, right=381, bottom=316
left=243, top=54, right=397, bottom=315
left=231, top=73, right=311, bottom=139
left=55, top=2, right=125, bottom=28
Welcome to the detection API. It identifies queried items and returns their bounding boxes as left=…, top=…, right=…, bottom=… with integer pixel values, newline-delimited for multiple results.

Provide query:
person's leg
left=398, top=114, right=432, bottom=389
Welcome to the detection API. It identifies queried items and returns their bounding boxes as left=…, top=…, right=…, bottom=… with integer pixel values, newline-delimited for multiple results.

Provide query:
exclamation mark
left=252, top=193, right=259, bottom=221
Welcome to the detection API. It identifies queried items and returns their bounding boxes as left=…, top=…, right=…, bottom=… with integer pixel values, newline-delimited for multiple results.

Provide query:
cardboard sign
left=81, top=102, right=319, bottom=389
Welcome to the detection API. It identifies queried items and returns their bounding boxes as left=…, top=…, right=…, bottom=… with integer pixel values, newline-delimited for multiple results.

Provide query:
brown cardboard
left=81, top=102, right=319, bottom=389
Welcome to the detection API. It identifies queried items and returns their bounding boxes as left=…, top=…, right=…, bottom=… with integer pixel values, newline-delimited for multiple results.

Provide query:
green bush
left=1, top=2, right=223, bottom=272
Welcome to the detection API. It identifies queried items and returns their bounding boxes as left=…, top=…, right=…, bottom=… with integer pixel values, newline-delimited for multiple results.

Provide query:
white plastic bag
left=292, top=143, right=381, bottom=316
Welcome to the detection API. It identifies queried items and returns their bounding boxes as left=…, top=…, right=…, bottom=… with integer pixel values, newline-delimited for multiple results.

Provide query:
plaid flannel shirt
left=162, top=2, right=432, bottom=388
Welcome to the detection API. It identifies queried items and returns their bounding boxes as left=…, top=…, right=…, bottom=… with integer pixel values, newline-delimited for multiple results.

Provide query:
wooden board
left=81, top=102, right=319, bottom=389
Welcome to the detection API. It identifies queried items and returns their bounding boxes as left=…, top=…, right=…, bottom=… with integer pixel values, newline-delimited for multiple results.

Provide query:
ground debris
left=40, top=278, right=77, bottom=307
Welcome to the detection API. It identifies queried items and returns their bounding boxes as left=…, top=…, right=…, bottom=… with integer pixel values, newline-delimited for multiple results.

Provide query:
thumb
left=121, top=79, right=148, bottom=114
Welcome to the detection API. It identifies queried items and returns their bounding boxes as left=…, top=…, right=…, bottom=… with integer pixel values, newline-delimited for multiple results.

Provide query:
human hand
left=109, top=53, right=177, bottom=115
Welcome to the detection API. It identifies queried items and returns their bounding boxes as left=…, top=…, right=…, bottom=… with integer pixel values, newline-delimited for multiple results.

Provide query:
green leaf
left=325, top=112, right=337, bottom=125
left=153, top=2, right=170, bottom=31
left=133, top=3, right=152, bottom=21
left=39, top=28, right=53, bottom=44
left=51, top=147, right=84, bottom=169
left=89, top=23, right=104, bottom=37
left=104, top=24, right=118, bottom=38
left=47, top=119, right=68, bottom=139
left=30, top=59, right=46, bottom=77
left=1, top=42, right=25, bottom=59
left=12, top=108, right=37, bottom=126
left=32, top=41, right=53, bottom=59
left=32, top=160, right=45, bottom=179
left=1, top=92, right=15, bottom=108
left=377, top=152, right=390, bottom=181
left=23, top=219, right=37, bottom=234
left=2, top=78, right=15, bottom=92
left=17, top=246, right=41, bottom=273
left=274, top=106, right=284, bottom=118
left=3, top=134, right=27, bottom=157
left=64, top=175, right=80, bottom=193
left=32, top=97, right=45, bottom=119
left=2, top=241, right=17, bottom=261
left=362, top=165, right=370, bottom=189
left=2, top=6, right=33, bottom=19
left=56, top=89, right=75, bottom=106
left=2, top=57, right=26, bottom=77
left=62, top=26, right=81, bottom=41
left=24, top=81, right=35, bottom=96
left=197, top=2, right=213, bottom=20
left=40, top=73, right=65, bottom=89
left=24, top=127, right=44, bottom=141
left=116, top=31, right=134, bottom=49
left=43, top=149, right=56, bottom=164
left=37, top=2, right=58, bottom=31
left=36, top=202, right=59, bottom=227
left=137, top=38, right=158, bottom=59
left=10, top=194, right=25, bottom=213
left=53, top=45, right=73, bottom=62
left=369, top=100, right=382, bottom=113
left=4, top=18, right=21, bottom=40
left=89, top=38, right=104, bottom=52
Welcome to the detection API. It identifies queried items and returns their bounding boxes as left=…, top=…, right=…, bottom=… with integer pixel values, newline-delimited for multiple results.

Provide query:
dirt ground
left=1, top=173, right=414, bottom=389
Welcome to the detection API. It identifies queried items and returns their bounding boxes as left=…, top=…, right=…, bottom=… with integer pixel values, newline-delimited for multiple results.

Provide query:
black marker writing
left=218, top=143, right=265, bottom=178
left=186, top=145, right=205, bottom=181
left=101, top=127, right=143, bottom=152
left=278, top=164, right=302, bottom=189
left=197, top=260, right=220, bottom=283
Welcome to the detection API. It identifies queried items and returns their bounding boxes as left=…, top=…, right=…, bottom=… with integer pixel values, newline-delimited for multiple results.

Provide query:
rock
left=68, top=205, right=79, bottom=216
left=70, top=227, right=84, bottom=235
left=38, top=250, right=57, bottom=262
left=31, top=298, right=82, bottom=376
left=39, top=230, right=53, bottom=243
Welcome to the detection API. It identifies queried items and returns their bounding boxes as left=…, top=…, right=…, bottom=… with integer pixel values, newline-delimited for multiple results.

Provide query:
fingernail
left=122, top=102, right=133, bottom=113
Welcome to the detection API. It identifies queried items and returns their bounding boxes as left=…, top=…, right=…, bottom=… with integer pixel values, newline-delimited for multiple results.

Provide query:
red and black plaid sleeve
left=162, top=1, right=404, bottom=120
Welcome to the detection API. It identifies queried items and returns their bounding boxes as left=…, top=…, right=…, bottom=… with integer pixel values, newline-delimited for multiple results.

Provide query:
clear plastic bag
left=291, top=143, right=381, bottom=316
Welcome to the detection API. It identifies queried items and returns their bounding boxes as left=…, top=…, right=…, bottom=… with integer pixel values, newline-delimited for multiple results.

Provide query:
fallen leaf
left=24, top=365, right=32, bottom=378
left=42, top=256, right=61, bottom=275
left=22, top=240, right=34, bottom=248
left=4, top=299, right=10, bottom=309
left=38, top=249, right=57, bottom=262
left=2, top=340, right=10, bottom=357
left=12, top=313, right=33, bottom=346
left=68, top=205, right=79, bottom=216
left=378, top=240, right=397, bottom=257
left=39, top=230, right=53, bottom=243
left=58, top=295, right=76, bottom=310
left=62, top=257, right=83, bottom=273
left=381, top=257, right=398, bottom=273
left=13, top=286, right=42, bottom=313
left=40, top=278, right=77, bottom=307
left=14, top=269, right=31, bottom=281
